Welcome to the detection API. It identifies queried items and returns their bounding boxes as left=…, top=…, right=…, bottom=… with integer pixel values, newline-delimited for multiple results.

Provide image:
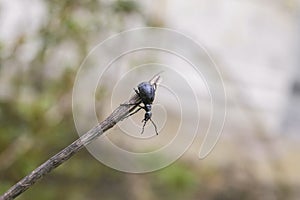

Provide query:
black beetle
left=121, top=73, right=162, bottom=135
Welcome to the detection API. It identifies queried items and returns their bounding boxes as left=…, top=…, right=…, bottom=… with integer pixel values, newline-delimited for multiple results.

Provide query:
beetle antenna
left=141, top=119, right=147, bottom=134
left=150, top=118, right=159, bottom=135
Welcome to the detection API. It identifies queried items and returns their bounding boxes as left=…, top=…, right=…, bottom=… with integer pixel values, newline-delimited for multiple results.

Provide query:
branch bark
left=0, top=94, right=141, bottom=200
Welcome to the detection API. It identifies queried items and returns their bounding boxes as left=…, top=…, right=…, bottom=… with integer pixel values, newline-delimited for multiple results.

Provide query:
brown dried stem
left=0, top=94, right=141, bottom=200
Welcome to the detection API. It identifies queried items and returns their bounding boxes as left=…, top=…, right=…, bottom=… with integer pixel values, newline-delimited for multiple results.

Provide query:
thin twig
left=0, top=94, right=141, bottom=200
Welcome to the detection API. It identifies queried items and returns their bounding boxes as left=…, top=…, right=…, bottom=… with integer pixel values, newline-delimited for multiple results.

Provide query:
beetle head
left=144, top=111, right=152, bottom=121
left=145, top=104, right=151, bottom=112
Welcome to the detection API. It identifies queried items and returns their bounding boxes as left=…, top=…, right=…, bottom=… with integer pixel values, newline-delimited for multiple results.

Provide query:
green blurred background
left=1, top=0, right=300, bottom=199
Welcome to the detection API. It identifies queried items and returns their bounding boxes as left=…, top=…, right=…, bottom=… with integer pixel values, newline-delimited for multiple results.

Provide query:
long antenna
left=141, top=119, right=147, bottom=134
left=150, top=118, right=159, bottom=135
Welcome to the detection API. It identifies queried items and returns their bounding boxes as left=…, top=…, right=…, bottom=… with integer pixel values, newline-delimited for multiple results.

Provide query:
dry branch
left=0, top=94, right=141, bottom=200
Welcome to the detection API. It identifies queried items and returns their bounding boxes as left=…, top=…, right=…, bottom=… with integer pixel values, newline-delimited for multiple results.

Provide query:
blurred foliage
left=0, top=0, right=143, bottom=199
left=154, top=163, right=197, bottom=200
left=114, top=0, right=138, bottom=13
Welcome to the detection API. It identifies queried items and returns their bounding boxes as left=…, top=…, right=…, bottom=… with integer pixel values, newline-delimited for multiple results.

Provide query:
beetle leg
left=153, top=82, right=157, bottom=91
left=122, top=107, right=142, bottom=120
left=120, top=103, right=139, bottom=106
left=150, top=118, right=159, bottom=135
left=134, top=88, right=141, bottom=97
left=140, top=119, right=147, bottom=134
left=120, top=88, right=142, bottom=107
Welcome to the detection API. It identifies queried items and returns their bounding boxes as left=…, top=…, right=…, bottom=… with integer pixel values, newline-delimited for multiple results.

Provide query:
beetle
left=121, top=73, right=162, bottom=135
